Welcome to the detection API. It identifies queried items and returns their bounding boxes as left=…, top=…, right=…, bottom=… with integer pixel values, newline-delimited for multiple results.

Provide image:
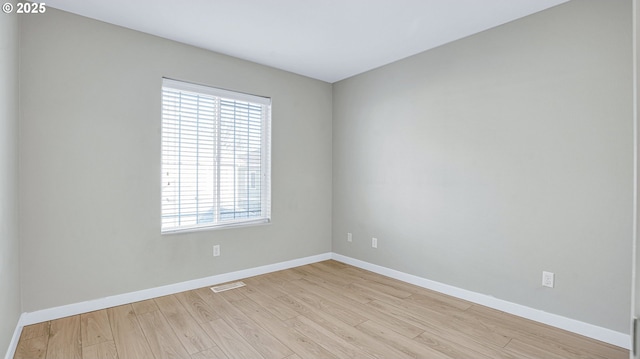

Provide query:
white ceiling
left=45, top=0, right=569, bottom=83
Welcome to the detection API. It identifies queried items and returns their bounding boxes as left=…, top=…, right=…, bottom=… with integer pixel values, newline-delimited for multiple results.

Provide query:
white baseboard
left=4, top=313, right=25, bottom=359
left=21, top=252, right=331, bottom=326
left=331, top=253, right=631, bottom=350
left=8, top=251, right=630, bottom=357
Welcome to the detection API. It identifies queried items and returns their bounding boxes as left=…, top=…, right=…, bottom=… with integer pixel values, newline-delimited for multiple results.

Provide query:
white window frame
left=161, top=78, right=271, bottom=233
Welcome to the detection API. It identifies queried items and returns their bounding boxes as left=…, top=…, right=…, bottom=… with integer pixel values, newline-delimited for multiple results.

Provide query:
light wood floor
left=14, top=260, right=628, bottom=359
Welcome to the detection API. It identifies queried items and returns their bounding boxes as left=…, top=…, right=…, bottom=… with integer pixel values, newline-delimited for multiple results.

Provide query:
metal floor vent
left=211, top=281, right=246, bottom=293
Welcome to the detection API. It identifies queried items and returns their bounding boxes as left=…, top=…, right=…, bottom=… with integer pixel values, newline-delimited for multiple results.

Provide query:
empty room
left=2, top=0, right=639, bottom=358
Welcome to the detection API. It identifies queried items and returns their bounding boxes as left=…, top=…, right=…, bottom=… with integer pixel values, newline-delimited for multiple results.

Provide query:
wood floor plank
left=15, top=322, right=50, bottom=359
left=241, top=285, right=298, bottom=321
left=355, top=319, right=452, bottom=359
left=81, top=310, right=113, bottom=347
left=405, top=291, right=473, bottom=313
left=408, top=288, right=473, bottom=312
left=276, top=294, right=417, bottom=359
left=190, top=346, right=228, bottom=359
left=354, top=278, right=510, bottom=347
left=46, top=315, right=82, bottom=359
left=14, top=335, right=48, bottom=359
left=199, top=319, right=265, bottom=359
left=509, top=335, right=626, bottom=359
left=300, top=264, right=412, bottom=305
left=303, top=263, right=360, bottom=287
left=131, top=299, right=159, bottom=315
left=241, top=276, right=288, bottom=299
left=466, top=304, right=628, bottom=359
left=232, top=297, right=339, bottom=359
left=413, top=331, right=511, bottom=359
left=195, top=287, right=294, bottom=359
left=20, top=322, right=50, bottom=340
left=294, top=276, right=425, bottom=339
left=333, top=263, right=429, bottom=293
left=216, top=286, right=254, bottom=302
left=294, top=265, right=385, bottom=304
left=286, top=315, right=376, bottom=359
left=504, top=338, right=569, bottom=359
left=81, top=341, right=118, bottom=359
left=367, top=298, right=512, bottom=348
left=313, top=259, right=350, bottom=270
left=269, top=268, right=304, bottom=282
left=284, top=280, right=368, bottom=327
left=250, top=275, right=291, bottom=294
left=328, top=261, right=476, bottom=310
left=175, top=290, right=220, bottom=324
left=154, top=295, right=215, bottom=355
left=333, top=265, right=421, bottom=299
left=107, top=304, right=155, bottom=359
left=137, top=309, right=191, bottom=359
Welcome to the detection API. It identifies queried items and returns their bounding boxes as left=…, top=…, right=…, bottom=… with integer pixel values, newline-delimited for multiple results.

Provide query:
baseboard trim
left=4, top=313, right=25, bottom=359
left=331, top=253, right=630, bottom=350
left=13, top=251, right=630, bottom=352
left=21, top=252, right=332, bottom=326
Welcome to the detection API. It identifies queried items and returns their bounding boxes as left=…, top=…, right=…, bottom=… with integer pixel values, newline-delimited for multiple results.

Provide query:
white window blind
left=161, top=78, right=271, bottom=233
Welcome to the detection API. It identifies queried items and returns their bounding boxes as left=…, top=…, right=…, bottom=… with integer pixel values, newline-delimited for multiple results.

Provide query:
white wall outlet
left=372, top=237, right=378, bottom=248
left=347, top=232, right=352, bottom=242
left=213, top=245, right=220, bottom=257
left=542, top=271, right=554, bottom=288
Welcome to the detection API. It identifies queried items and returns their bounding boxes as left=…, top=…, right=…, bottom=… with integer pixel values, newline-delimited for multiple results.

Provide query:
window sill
left=161, top=218, right=271, bottom=235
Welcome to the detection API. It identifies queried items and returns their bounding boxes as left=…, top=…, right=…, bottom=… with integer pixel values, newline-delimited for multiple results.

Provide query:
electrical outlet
left=542, top=271, right=554, bottom=288
left=372, top=237, right=378, bottom=248
left=213, top=245, right=220, bottom=257
left=347, top=232, right=352, bottom=242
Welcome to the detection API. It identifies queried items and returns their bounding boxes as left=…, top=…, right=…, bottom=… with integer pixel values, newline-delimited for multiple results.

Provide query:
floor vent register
left=210, top=281, right=246, bottom=293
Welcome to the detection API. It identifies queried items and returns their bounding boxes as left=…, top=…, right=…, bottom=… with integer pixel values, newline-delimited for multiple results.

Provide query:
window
left=161, top=78, right=271, bottom=233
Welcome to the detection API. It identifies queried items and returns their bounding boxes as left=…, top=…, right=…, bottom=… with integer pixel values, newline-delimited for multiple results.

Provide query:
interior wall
left=19, top=8, right=332, bottom=312
left=0, top=1, right=22, bottom=355
left=332, top=0, right=633, bottom=333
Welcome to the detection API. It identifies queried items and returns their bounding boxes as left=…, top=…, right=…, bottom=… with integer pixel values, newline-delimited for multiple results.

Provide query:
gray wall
left=0, top=2, right=21, bottom=355
left=332, top=0, right=633, bottom=333
left=19, top=8, right=332, bottom=312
